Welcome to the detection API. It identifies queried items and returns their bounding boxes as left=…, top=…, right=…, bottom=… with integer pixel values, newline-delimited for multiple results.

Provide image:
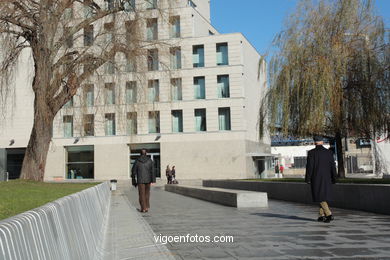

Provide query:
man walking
left=305, top=136, right=337, bottom=223
left=131, top=149, right=156, bottom=213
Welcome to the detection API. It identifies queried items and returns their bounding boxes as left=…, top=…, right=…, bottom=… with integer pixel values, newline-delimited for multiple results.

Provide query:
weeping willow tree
left=261, top=0, right=390, bottom=178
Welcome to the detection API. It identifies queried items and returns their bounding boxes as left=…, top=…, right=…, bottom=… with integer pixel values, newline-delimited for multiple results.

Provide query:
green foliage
left=0, top=180, right=99, bottom=220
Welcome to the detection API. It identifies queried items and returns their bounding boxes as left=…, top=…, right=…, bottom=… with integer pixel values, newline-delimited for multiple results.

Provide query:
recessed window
left=65, top=27, right=73, bottom=48
left=171, top=78, right=182, bottom=101
left=105, top=83, right=115, bottom=105
left=104, top=22, right=115, bottom=44
left=105, top=113, right=116, bottom=136
left=170, top=16, right=180, bottom=38
left=145, top=0, right=157, bottom=9
left=194, top=109, right=206, bottom=132
left=172, top=110, right=183, bottom=133
left=147, top=49, right=159, bottom=71
left=194, top=77, right=205, bottom=99
left=127, top=112, right=137, bottom=135
left=126, top=81, right=137, bottom=104
left=146, top=18, right=158, bottom=40
left=148, top=111, right=160, bottom=133
left=84, top=84, right=94, bottom=106
left=170, top=47, right=181, bottom=69
left=218, top=107, right=231, bottom=131
left=84, top=25, right=94, bottom=46
left=66, top=146, right=94, bottom=179
left=83, top=114, right=94, bottom=136
left=193, top=45, right=204, bottom=67
left=124, top=0, right=136, bottom=12
left=216, top=43, right=229, bottom=65
left=148, top=80, right=159, bottom=102
left=125, top=21, right=136, bottom=42
left=217, top=75, right=230, bottom=98
left=64, top=97, right=73, bottom=108
left=63, top=115, right=73, bottom=138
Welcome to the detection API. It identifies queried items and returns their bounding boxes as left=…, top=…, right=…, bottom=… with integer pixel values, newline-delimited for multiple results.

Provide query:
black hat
left=313, top=135, right=323, bottom=142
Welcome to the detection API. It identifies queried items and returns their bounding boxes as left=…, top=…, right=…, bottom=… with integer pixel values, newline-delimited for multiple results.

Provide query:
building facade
left=0, top=0, right=270, bottom=181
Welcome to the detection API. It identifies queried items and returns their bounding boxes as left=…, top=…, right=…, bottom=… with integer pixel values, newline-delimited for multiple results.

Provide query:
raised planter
left=203, top=180, right=390, bottom=215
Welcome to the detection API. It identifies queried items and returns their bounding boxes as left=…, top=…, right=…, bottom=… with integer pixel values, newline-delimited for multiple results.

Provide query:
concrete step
left=164, top=185, right=268, bottom=208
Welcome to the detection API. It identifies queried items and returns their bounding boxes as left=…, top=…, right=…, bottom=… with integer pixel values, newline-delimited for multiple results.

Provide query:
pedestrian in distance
left=279, top=164, right=284, bottom=175
left=305, top=136, right=337, bottom=223
left=131, top=149, right=156, bottom=213
left=274, top=163, right=280, bottom=175
left=165, top=165, right=172, bottom=184
left=171, top=166, right=178, bottom=184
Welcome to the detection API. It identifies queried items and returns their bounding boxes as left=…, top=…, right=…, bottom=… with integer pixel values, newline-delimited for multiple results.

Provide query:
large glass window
left=194, top=76, right=205, bottom=99
left=66, top=146, right=94, bottom=179
left=63, top=115, right=73, bottom=138
left=84, top=84, right=94, bottom=106
left=216, top=42, right=229, bottom=65
left=170, top=47, right=181, bottom=69
left=217, top=75, right=230, bottom=98
left=218, top=107, right=231, bottom=130
left=105, top=83, right=115, bottom=104
left=147, top=49, right=159, bottom=71
left=194, top=109, right=206, bottom=132
left=105, top=113, right=116, bottom=136
left=146, top=18, right=158, bottom=41
left=84, top=25, right=94, bottom=46
left=170, top=16, right=180, bottom=38
left=148, top=80, right=159, bottom=102
left=127, top=112, right=137, bottom=135
left=148, top=111, right=160, bottom=133
left=193, top=45, right=204, bottom=67
left=172, top=110, right=183, bottom=133
left=126, top=81, right=137, bottom=104
left=171, top=78, right=182, bottom=101
left=83, top=114, right=94, bottom=136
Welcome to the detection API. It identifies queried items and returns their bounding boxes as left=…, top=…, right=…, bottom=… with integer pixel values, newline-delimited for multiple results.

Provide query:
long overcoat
left=305, top=145, right=337, bottom=202
left=131, top=155, right=156, bottom=184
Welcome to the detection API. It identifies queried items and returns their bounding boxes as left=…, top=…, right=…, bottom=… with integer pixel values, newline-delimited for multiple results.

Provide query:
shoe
left=317, top=216, right=325, bottom=222
left=324, top=215, right=334, bottom=223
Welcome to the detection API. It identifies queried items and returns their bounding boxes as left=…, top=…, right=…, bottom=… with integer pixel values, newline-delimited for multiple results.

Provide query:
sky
left=210, top=0, right=390, bottom=56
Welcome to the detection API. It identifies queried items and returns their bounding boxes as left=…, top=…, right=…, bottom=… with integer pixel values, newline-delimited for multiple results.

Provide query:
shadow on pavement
left=251, top=212, right=316, bottom=222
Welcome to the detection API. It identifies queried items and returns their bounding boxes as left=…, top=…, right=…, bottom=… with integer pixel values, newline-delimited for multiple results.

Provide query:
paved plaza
left=121, top=183, right=390, bottom=260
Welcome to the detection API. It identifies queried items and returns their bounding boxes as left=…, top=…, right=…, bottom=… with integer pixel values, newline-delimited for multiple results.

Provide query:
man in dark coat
left=305, top=136, right=337, bottom=223
left=131, top=149, right=156, bottom=213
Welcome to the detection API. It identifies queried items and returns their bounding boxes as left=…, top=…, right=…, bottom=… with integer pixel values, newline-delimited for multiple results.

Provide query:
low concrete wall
left=203, top=180, right=390, bottom=215
left=0, top=182, right=110, bottom=260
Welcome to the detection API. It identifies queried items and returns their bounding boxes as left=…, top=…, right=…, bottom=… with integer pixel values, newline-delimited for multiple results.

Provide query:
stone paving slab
left=122, top=183, right=390, bottom=260
left=102, top=185, right=175, bottom=260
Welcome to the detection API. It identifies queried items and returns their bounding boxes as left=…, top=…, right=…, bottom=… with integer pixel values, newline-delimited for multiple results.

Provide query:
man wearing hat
left=305, top=135, right=337, bottom=223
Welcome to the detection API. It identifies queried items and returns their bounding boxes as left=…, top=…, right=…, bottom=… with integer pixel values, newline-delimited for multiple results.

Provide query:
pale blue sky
left=210, top=0, right=390, bottom=56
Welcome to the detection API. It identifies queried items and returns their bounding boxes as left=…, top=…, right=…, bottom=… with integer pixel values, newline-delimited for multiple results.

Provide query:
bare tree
left=0, top=0, right=175, bottom=181
left=260, top=0, right=390, bottom=178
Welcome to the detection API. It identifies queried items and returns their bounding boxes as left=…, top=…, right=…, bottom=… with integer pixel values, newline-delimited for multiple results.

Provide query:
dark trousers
left=138, top=183, right=151, bottom=210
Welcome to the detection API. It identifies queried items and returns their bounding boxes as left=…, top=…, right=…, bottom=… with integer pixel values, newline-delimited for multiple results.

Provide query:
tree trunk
left=335, top=131, right=346, bottom=178
left=20, top=94, right=54, bottom=181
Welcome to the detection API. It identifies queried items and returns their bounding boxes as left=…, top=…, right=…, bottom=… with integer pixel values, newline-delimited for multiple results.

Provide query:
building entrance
left=129, top=143, right=161, bottom=178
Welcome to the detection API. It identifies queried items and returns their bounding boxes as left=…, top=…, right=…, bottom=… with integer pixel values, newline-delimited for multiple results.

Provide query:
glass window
left=126, top=81, right=137, bottom=104
left=171, top=78, right=182, bottom=101
left=194, top=76, right=205, bottom=99
left=170, top=16, right=180, bottom=38
left=217, top=75, right=230, bottom=98
left=126, top=56, right=136, bottom=72
left=218, top=107, right=231, bottom=131
left=84, top=25, right=94, bottom=46
left=106, top=0, right=114, bottom=10
left=64, top=97, right=73, bottom=108
left=105, top=59, right=115, bottom=74
left=84, top=84, right=94, bottom=106
left=64, top=7, right=73, bottom=20
left=172, top=110, right=183, bottom=133
left=147, top=49, right=159, bottom=71
left=148, top=111, right=160, bottom=133
left=105, top=113, right=116, bottom=136
left=127, top=112, right=137, bottom=135
left=84, top=0, right=93, bottom=18
left=63, top=115, right=73, bottom=138
left=125, top=21, right=135, bottom=42
left=83, top=114, right=94, bottom=136
left=193, top=45, right=204, bottom=67
left=216, top=43, right=229, bottom=65
left=170, top=47, right=181, bottom=69
left=194, top=109, right=206, bottom=131
left=145, top=0, right=157, bottom=9
left=65, top=27, right=73, bottom=48
left=148, top=80, right=159, bottom=102
left=105, top=83, right=115, bottom=104
left=66, top=145, right=94, bottom=179
left=124, top=0, right=136, bottom=11
left=146, top=18, right=158, bottom=41
left=104, top=22, right=115, bottom=44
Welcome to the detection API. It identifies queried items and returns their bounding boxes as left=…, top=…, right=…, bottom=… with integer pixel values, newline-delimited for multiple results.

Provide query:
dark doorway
left=6, top=148, right=26, bottom=179
left=130, top=143, right=161, bottom=178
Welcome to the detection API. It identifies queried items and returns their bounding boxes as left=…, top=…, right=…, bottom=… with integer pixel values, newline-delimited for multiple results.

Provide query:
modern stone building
left=0, top=0, right=271, bottom=181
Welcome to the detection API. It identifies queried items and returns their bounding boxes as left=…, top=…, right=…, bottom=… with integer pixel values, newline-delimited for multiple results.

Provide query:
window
left=170, top=47, right=181, bottom=69
left=124, top=0, right=135, bottom=11
left=66, top=146, right=94, bottom=179
left=65, top=27, right=73, bottom=48
left=104, top=22, right=115, bottom=44
left=63, top=115, right=73, bottom=137
left=145, top=0, right=157, bottom=9
left=84, top=25, right=94, bottom=46
left=127, top=112, right=137, bottom=135
left=64, top=97, right=73, bottom=108
left=148, top=111, right=160, bottom=133
left=106, top=0, right=114, bottom=10
left=171, top=78, right=182, bottom=101
left=83, top=114, right=94, bottom=136
left=218, top=107, right=231, bottom=131
left=64, top=7, right=73, bottom=19
left=105, top=59, right=115, bottom=74
left=125, top=21, right=135, bottom=42
left=216, top=43, right=229, bottom=65
left=193, top=45, right=204, bottom=67
left=146, top=18, right=158, bottom=40
left=217, top=75, right=230, bottom=98
left=148, top=80, right=159, bottom=102
left=84, top=0, right=93, bottom=18
left=194, top=109, right=206, bottom=131
left=126, top=81, right=137, bottom=104
left=194, top=76, right=205, bottom=99
left=172, top=110, right=183, bottom=133
left=293, top=157, right=307, bottom=168
left=105, top=113, right=116, bottom=136
left=105, top=83, right=115, bottom=105
left=126, top=56, right=136, bottom=72
left=147, top=49, right=159, bottom=71
left=84, top=84, right=94, bottom=106
left=170, top=16, right=180, bottom=38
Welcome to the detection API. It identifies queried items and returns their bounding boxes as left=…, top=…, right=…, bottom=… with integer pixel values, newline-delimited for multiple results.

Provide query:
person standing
left=305, top=136, right=337, bottom=223
left=274, top=163, right=279, bottom=177
left=131, top=149, right=156, bottom=213
left=165, top=165, right=172, bottom=184
left=279, top=165, right=284, bottom=175
left=171, top=166, right=177, bottom=184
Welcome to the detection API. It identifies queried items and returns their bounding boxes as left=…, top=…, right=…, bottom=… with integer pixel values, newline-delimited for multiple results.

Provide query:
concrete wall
left=95, top=144, right=129, bottom=180
left=203, top=180, right=390, bottom=215
left=0, top=182, right=110, bottom=260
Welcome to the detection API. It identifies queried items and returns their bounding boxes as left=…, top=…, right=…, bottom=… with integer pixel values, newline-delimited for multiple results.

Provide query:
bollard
left=110, top=179, right=117, bottom=191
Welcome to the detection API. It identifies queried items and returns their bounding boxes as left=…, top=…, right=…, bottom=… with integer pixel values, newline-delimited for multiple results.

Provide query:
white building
left=0, top=0, right=270, bottom=181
